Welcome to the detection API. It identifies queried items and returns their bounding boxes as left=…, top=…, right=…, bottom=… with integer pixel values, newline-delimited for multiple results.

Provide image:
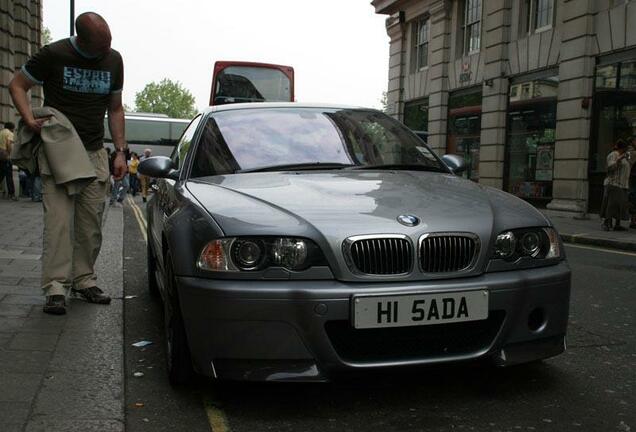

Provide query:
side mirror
left=441, top=154, right=468, bottom=174
left=138, top=156, right=179, bottom=180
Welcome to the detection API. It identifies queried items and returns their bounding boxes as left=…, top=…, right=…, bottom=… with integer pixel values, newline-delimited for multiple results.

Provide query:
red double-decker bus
left=209, top=61, right=295, bottom=106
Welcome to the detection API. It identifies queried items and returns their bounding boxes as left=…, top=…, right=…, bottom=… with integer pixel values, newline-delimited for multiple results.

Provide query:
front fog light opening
left=528, top=307, right=547, bottom=333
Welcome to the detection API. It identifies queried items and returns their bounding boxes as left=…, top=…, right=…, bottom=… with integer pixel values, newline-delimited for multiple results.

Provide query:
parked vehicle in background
left=140, top=102, right=570, bottom=385
left=210, top=61, right=294, bottom=106
left=104, top=113, right=190, bottom=157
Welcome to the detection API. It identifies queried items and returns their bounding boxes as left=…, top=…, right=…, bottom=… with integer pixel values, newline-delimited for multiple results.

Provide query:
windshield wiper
left=237, top=162, right=355, bottom=173
left=348, top=163, right=447, bottom=173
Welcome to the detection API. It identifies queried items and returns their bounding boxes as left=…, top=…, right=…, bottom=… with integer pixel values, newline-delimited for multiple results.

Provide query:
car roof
left=201, top=102, right=369, bottom=115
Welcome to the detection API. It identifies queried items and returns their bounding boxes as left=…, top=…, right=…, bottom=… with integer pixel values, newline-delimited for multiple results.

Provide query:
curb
left=560, top=233, right=636, bottom=252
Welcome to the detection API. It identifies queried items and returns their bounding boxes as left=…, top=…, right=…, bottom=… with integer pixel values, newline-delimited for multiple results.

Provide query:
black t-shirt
left=22, top=37, right=124, bottom=151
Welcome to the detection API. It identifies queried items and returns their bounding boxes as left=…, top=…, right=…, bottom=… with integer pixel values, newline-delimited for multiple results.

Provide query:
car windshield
left=189, top=107, right=447, bottom=177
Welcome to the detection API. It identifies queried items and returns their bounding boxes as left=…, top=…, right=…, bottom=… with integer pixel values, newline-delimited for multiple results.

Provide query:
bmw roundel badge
left=397, top=214, right=420, bottom=227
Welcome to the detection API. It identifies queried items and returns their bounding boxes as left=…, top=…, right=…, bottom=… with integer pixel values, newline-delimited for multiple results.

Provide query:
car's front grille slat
left=348, top=236, right=412, bottom=276
left=420, top=234, right=477, bottom=273
left=347, top=233, right=477, bottom=276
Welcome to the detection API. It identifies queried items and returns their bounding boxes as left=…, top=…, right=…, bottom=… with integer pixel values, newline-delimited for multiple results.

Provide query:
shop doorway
left=504, top=75, right=559, bottom=207
left=589, top=92, right=636, bottom=211
left=447, top=89, right=482, bottom=181
left=589, top=57, right=636, bottom=212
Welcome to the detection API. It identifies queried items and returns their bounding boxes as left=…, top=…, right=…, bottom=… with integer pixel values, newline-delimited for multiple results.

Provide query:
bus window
left=126, top=119, right=171, bottom=146
left=170, top=121, right=188, bottom=142
left=104, top=115, right=191, bottom=157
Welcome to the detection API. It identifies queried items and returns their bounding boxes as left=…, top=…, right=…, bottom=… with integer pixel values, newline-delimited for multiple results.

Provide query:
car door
left=152, top=115, right=203, bottom=248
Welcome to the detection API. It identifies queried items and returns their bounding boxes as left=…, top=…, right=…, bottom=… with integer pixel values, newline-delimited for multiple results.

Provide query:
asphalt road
left=122, top=198, right=635, bottom=432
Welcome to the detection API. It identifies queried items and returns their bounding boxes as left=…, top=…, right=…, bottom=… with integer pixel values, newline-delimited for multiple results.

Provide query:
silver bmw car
left=140, top=102, right=570, bottom=385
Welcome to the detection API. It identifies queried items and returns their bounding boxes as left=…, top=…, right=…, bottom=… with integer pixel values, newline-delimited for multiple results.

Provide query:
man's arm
left=108, top=92, right=128, bottom=180
left=8, top=72, right=49, bottom=133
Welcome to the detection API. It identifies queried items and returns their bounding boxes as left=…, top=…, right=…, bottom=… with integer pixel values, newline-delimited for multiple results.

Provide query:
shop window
left=460, top=0, right=482, bottom=56
left=505, top=75, right=559, bottom=205
left=403, top=98, right=429, bottom=132
left=619, top=61, right=636, bottom=90
left=589, top=59, right=636, bottom=211
left=410, top=16, right=430, bottom=73
left=596, top=64, right=619, bottom=89
left=447, top=90, right=482, bottom=181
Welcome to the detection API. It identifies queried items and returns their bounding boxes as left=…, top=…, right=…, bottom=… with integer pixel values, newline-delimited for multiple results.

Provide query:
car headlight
left=489, top=227, right=562, bottom=270
left=198, top=237, right=326, bottom=272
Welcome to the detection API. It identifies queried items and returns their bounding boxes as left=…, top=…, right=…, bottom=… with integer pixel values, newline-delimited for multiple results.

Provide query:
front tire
left=163, top=250, right=194, bottom=386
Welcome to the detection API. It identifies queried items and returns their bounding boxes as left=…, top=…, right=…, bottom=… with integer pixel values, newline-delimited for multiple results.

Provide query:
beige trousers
left=40, top=148, right=109, bottom=297
left=139, top=174, right=150, bottom=199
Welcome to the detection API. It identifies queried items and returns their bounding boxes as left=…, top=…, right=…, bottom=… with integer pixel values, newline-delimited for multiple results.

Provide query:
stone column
left=385, top=13, right=405, bottom=120
left=0, top=0, right=16, bottom=124
left=426, top=1, right=451, bottom=154
left=28, top=0, right=42, bottom=105
left=547, top=0, right=595, bottom=217
left=478, top=0, right=511, bottom=189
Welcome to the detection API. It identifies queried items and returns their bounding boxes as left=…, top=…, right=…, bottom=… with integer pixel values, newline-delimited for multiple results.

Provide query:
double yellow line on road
left=127, top=195, right=147, bottom=243
left=125, top=195, right=231, bottom=431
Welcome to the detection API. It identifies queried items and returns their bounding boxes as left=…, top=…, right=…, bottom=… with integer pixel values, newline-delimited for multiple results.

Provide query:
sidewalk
left=0, top=199, right=124, bottom=432
left=544, top=212, right=636, bottom=252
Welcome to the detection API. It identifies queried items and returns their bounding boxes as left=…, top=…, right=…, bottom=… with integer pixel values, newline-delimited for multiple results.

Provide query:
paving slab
left=7, top=332, right=59, bottom=351
left=0, top=349, right=52, bottom=373
left=0, top=372, right=43, bottom=402
left=0, top=401, right=31, bottom=424
left=0, top=199, right=125, bottom=430
left=1, top=294, right=45, bottom=305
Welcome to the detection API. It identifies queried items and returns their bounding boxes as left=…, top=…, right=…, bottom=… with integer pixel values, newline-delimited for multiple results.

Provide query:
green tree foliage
left=42, top=27, right=52, bottom=46
left=380, top=91, right=388, bottom=113
left=134, top=79, right=197, bottom=119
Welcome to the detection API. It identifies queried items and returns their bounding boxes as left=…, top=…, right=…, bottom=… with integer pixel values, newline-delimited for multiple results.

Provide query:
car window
left=171, top=114, right=202, bottom=170
left=189, top=108, right=445, bottom=177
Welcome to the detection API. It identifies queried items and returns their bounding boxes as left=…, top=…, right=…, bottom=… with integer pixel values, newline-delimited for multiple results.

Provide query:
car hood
left=186, top=171, right=549, bottom=241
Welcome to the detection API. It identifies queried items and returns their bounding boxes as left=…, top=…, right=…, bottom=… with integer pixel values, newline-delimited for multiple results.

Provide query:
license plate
left=353, top=290, right=489, bottom=329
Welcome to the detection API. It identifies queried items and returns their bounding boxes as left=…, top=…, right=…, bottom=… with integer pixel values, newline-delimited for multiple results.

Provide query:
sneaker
left=71, top=286, right=111, bottom=304
left=43, top=295, right=66, bottom=315
left=10, top=195, right=18, bottom=201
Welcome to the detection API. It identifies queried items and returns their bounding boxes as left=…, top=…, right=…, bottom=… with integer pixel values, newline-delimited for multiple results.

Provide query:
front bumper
left=177, top=262, right=570, bottom=381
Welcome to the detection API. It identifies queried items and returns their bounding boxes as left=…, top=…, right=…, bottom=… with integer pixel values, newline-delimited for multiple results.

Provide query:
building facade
left=373, top=0, right=636, bottom=217
left=0, top=0, right=43, bottom=125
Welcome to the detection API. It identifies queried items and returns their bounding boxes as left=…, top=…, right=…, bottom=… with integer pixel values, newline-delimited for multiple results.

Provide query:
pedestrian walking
left=0, top=121, right=18, bottom=201
left=600, top=139, right=636, bottom=231
left=128, top=151, right=140, bottom=196
left=139, top=148, right=152, bottom=203
left=8, top=12, right=127, bottom=315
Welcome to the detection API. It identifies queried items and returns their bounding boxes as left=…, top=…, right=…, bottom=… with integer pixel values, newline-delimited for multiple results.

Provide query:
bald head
left=75, top=12, right=112, bottom=56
